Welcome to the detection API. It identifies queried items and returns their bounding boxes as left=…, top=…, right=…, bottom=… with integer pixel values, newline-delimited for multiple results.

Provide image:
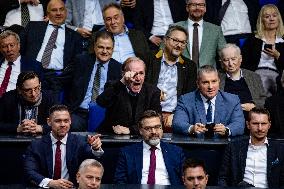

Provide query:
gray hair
left=197, top=65, right=219, bottom=81
left=219, top=43, right=241, bottom=59
left=78, top=159, right=104, bottom=175
left=0, top=30, right=20, bottom=44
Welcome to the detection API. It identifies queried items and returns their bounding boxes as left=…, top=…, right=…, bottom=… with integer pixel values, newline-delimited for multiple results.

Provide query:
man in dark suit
left=146, top=25, right=196, bottom=131
left=24, top=104, right=103, bottom=189
left=101, top=3, right=151, bottom=65
left=96, top=57, right=161, bottom=135
left=218, top=107, right=284, bottom=188
left=20, top=0, right=82, bottom=90
left=0, top=30, right=43, bottom=97
left=61, top=30, right=122, bottom=131
left=172, top=65, right=245, bottom=137
left=133, top=0, right=187, bottom=50
left=0, top=71, right=55, bottom=135
left=114, top=110, right=185, bottom=185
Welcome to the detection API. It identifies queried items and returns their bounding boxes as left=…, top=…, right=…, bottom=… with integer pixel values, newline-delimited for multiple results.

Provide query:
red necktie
left=147, top=146, right=156, bottom=184
left=53, top=141, right=62, bottom=180
left=0, top=62, right=13, bottom=97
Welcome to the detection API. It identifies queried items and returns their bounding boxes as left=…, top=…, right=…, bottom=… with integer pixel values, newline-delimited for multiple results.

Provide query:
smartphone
left=264, top=44, right=273, bottom=50
left=205, top=123, right=215, bottom=138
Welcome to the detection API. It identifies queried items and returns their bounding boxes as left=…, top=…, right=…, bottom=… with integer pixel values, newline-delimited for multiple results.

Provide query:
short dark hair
left=49, top=104, right=70, bottom=116
left=102, top=3, right=122, bottom=18
left=16, top=71, right=39, bottom=89
left=182, top=158, right=207, bottom=175
left=247, top=107, right=271, bottom=122
left=138, top=110, right=162, bottom=128
left=89, top=30, right=114, bottom=53
left=165, top=25, right=189, bottom=41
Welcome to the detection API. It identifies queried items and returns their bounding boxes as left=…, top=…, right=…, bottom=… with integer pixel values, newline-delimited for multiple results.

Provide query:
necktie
left=192, top=23, right=199, bottom=66
left=53, top=140, right=62, bottom=180
left=0, top=62, right=13, bottom=97
left=91, top=63, right=103, bottom=101
left=21, top=3, right=30, bottom=27
left=147, top=146, right=156, bottom=184
left=206, top=100, right=212, bottom=123
left=41, top=25, right=59, bottom=68
left=218, top=0, right=231, bottom=25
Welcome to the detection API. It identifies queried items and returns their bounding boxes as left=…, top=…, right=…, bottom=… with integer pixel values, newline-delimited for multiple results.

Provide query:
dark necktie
left=218, top=0, right=231, bottom=25
left=0, top=62, right=13, bottom=97
left=147, top=146, right=156, bottom=184
left=206, top=100, right=212, bottom=123
left=21, top=3, right=30, bottom=27
left=41, top=25, right=59, bottom=68
left=91, top=63, right=103, bottom=101
left=53, top=140, right=62, bottom=180
left=192, top=23, right=199, bottom=66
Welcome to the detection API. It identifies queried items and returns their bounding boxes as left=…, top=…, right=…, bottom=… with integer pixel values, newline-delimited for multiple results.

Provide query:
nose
left=7, top=45, right=12, bottom=51
left=193, top=178, right=200, bottom=186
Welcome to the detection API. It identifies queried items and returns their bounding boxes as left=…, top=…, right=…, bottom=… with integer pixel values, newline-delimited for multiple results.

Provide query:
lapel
left=42, top=134, right=53, bottom=178
left=219, top=72, right=226, bottom=90
left=242, top=69, right=254, bottom=94
left=135, top=86, right=146, bottom=122
left=266, top=141, right=276, bottom=177
left=63, top=27, right=72, bottom=67
left=152, top=51, right=163, bottom=84
left=160, top=142, right=171, bottom=177
left=200, top=22, right=209, bottom=59
left=195, top=91, right=207, bottom=124
left=239, top=139, right=249, bottom=176
left=214, top=91, right=225, bottom=123
left=128, top=30, right=139, bottom=56
left=82, top=55, right=96, bottom=95
left=136, top=142, right=143, bottom=181
left=183, top=21, right=191, bottom=59
left=65, top=134, right=74, bottom=172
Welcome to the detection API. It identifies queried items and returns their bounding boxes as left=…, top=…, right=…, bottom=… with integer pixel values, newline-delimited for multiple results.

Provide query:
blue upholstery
left=88, top=102, right=106, bottom=132
left=259, top=0, right=278, bottom=6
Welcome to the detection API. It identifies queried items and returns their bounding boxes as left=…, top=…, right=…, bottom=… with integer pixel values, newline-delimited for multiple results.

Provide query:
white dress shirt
left=83, top=0, right=104, bottom=30
left=187, top=19, right=203, bottom=57
left=0, top=56, right=21, bottom=93
left=141, top=141, right=170, bottom=185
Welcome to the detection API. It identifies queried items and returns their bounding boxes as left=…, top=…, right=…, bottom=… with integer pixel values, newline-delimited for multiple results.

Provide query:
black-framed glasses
left=187, top=3, right=206, bottom=8
left=166, top=36, right=188, bottom=47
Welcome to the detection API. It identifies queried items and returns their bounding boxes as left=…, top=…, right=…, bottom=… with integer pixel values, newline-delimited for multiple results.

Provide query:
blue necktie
left=206, top=100, right=212, bottom=123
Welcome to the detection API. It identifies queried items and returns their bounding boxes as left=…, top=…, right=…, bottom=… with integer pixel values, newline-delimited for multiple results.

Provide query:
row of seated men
left=22, top=104, right=284, bottom=188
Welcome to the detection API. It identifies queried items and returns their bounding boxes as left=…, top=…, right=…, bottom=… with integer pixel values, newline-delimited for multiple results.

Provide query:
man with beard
left=146, top=25, right=196, bottom=132
left=218, top=107, right=284, bottom=188
left=173, top=0, right=226, bottom=68
left=24, top=104, right=103, bottom=189
left=0, top=71, right=55, bottom=134
left=96, top=57, right=161, bottom=135
left=114, top=110, right=185, bottom=185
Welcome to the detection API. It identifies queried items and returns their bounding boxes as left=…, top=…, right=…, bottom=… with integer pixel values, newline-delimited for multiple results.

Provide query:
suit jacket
left=96, top=81, right=162, bottom=134
left=172, top=90, right=245, bottom=136
left=241, top=35, right=284, bottom=72
left=23, top=133, right=99, bottom=186
left=219, top=69, right=266, bottom=107
left=204, top=0, right=260, bottom=32
left=114, top=141, right=185, bottom=185
left=20, top=21, right=83, bottom=69
left=63, top=54, right=122, bottom=112
left=133, top=0, right=187, bottom=39
left=0, top=90, right=56, bottom=134
left=218, top=137, right=284, bottom=188
left=146, top=49, right=197, bottom=97
left=174, top=20, right=226, bottom=68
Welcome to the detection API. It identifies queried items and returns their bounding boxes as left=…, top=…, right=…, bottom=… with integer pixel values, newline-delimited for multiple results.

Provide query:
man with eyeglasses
left=146, top=25, right=197, bottom=132
left=0, top=71, right=56, bottom=135
left=173, top=0, right=226, bottom=68
left=114, top=110, right=185, bottom=185
left=182, top=158, right=208, bottom=189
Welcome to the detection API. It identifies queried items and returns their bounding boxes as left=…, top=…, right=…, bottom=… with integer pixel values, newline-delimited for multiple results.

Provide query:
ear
left=47, top=118, right=51, bottom=127
left=246, top=121, right=250, bottom=130
left=182, top=175, right=185, bottom=184
left=76, top=172, right=80, bottom=183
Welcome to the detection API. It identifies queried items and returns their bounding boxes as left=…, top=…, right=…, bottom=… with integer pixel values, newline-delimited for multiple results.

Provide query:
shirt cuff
left=91, top=147, right=104, bottom=157
left=188, top=125, right=194, bottom=134
left=39, top=178, right=52, bottom=188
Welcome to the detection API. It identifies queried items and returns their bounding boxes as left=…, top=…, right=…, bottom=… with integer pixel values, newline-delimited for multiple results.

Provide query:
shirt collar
left=95, top=59, right=109, bottom=69
left=143, top=140, right=161, bottom=151
left=161, top=53, right=178, bottom=66
left=226, top=69, right=243, bottom=80
left=188, top=18, right=203, bottom=27
left=249, top=136, right=269, bottom=146
left=4, top=55, right=21, bottom=66
left=48, top=21, right=65, bottom=29
left=50, top=132, right=68, bottom=145
left=200, top=93, right=217, bottom=106
left=115, top=25, right=129, bottom=36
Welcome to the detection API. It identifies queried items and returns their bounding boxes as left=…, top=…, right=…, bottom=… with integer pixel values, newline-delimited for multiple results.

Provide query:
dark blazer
left=133, top=0, right=187, bottom=39
left=96, top=81, right=161, bottom=134
left=23, top=133, right=99, bottom=186
left=20, top=21, right=83, bottom=69
left=63, top=54, right=122, bottom=112
left=218, top=137, right=284, bottom=188
left=204, top=0, right=260, bottom=32
left=241, top=36, right=284, bottom=72
left=0, top=90, right=56, bottom=134
left=114, top=141, right=185, bottom=185
left=146, top=49, right=197, bottom=97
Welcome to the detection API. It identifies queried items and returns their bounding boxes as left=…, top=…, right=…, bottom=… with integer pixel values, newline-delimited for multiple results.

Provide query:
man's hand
left=190, top=123, right=207, bottom=134
left=76, top=28, right=92, bottom=38
left=241, top=103, right=255, bottom=111
left=214, top=123, right=226, bottom=136
left=48, top=179, right=73, bottom=189
left=149, top=36, right=162, bottom=47
left=120, top=71, right=137, bottom=86
left=20, top=0, right=40, bottom=6
left=88, top=134, right=102, bottom=150
left=112, top=125, right=130, bottom=135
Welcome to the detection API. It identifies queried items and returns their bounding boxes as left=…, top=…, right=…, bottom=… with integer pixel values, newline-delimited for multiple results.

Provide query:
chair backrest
left=88, top=102, right=106, bottom=132
left=259, top=0, right=278, bottom=6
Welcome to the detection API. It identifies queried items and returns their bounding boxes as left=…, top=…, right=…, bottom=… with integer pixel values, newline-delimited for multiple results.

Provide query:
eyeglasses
left=187, top=3, right=206, bottom=8
left=142, top=125, right=162, bottom=132
left=21, top=85, right=41, bottom=94
left=166, top=36, right=188, bottom=47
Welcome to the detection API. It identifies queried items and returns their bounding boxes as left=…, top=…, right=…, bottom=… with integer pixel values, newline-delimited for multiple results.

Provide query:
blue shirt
left=79, top=60, right=109, bottom=109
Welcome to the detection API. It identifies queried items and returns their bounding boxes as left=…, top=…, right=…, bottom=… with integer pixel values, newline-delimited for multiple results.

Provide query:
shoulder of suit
left=203, top=21, right=222, bottom=30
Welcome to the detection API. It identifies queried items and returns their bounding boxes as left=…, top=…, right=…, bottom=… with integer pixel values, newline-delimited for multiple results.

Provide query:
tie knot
left=50, top=24, right=60, bottom=29
left=97, top=63, right=103, bottom=68
left=150, top=146, right=157, bottom=152
left=193, top=23, right=199, bottom=27
left=207, top=99, right=211, bottom=105
left=56, top=140, right=61, bottom=146
left=8, top=62, right=13, bottom=66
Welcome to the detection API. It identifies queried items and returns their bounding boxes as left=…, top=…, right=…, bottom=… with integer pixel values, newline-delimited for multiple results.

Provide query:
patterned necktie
left=206, top=100, right=213, bottom=123
left=91, top=63, right=103, bottom=101
left=53, top=140, right=62, bottom=180
left=41, top=25, right=59, bottom=68
left=147, top=146, right=156, bottom=184
left=21, top=3, right=30, bottom=27
left=218, top=0, right=231, bottom=25
left=192, top=23, right=199, bottom=66
left=0, top=62, right=13, bottom=97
